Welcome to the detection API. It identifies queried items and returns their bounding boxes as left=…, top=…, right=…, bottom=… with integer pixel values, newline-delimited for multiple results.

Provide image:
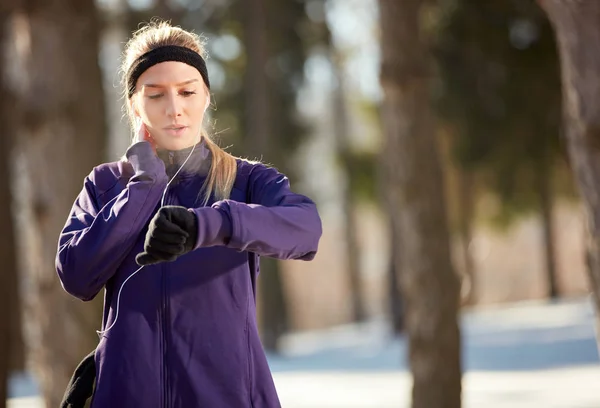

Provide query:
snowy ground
left=8, top=296, right=600, bottom=407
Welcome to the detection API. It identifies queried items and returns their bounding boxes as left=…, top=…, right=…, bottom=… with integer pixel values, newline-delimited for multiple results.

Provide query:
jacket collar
left=157, top=137, right=212, bottom=179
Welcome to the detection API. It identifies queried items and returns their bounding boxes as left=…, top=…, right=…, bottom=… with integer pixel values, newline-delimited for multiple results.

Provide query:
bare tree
left=377, top=0, right=462, bottom=407
left=241, top=0, right=289, bottom=351
left=538, top=0, right=600, bottom=351
left=0, top=29, right=13, bottom=408
left=0, top=2, right=25, bottom=405
left=8, top=1, right=106, bottom=406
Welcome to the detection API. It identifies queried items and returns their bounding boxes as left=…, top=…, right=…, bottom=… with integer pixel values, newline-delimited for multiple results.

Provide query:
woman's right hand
left=134, top=119, right=157, bottom=152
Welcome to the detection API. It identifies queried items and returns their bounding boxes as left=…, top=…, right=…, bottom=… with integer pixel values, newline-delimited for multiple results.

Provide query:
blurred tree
left=329, top=43, right=367, bottom=323
left=9, top=0, right=106, bottom=406
left=537, top=0, right=600, bottom=351
left=434, top=0, right=564, bottom=300
left=456, top=168, right=476, bottom=305
left=324, top=0, right=402, bottom=328
left=378, top=1, right=462, bottom=407
left=0, top=6, right=16, bottom=406
left=387, top=227, right=404, bottom=332
left=0, top=1, right=25, bottom=386
left=239, top=0, right=290, bottom=351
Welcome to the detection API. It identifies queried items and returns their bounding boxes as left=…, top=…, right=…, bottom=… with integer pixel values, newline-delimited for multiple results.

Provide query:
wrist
left=189, top=207, right=232, bottom=249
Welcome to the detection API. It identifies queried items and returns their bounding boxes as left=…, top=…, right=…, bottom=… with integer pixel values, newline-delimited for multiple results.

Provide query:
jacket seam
left=230, top=203, right=243, bottom=250
left=246, top=285, right=255, bottom=408
left=230, top=162, right=254, bottom=251
left=95, top=176, right=126, bottom=201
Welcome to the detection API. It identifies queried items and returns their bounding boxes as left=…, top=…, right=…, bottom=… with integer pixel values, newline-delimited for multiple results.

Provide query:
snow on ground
left=8, top=296, right=600, bottom=407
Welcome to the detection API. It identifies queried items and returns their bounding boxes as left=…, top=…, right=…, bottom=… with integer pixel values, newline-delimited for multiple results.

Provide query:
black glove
left=135, top=206, right=198, bottom=266
left=61, top=349, right=96, bottom=408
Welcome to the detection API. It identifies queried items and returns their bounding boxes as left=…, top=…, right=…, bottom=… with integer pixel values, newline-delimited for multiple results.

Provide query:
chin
left=157, top=137, right=196, bottom=151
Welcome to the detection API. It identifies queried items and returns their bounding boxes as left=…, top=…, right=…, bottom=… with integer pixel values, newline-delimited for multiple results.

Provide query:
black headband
left=126, top=45, right=210, bottom=98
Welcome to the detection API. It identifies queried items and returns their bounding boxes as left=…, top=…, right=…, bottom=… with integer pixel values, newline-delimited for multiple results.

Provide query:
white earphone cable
left=96, top=131, right=200, bottom=337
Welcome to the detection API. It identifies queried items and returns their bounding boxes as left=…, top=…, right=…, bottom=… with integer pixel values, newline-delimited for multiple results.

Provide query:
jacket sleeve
left=190, top=163, right=322, bottom=260
left=55, top=142, right=168, bottom=301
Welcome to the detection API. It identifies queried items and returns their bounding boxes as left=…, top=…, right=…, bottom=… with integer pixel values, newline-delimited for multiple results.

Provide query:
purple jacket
left=55, top=141, right=322, bottom=408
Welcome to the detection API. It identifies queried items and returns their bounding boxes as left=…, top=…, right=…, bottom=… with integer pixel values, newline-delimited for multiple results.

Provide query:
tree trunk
left=538, top=0, right=600, bottom=352
left=330, top=52, right=367, bottom=323
left=242, top=0, right=288, bottom=352
left=378, top=1, right=462, bottom=407
left=457, top=169, right=476, bottom=306
left=535, top=153, right=559, bottom=299
left=0, top=210, right=8, bottom=402
left=0, top=11, right=14, bottom=403
left=8, top=1, right=106, bottom=406
left=388, top=227, right=404, bottom=334
left=242, top=0, right=269, bottom=157
left=0, top=7, right=25, bottom=384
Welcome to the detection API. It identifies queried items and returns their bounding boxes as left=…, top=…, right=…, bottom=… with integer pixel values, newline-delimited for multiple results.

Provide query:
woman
left=56, top=20, right=322, bottom=408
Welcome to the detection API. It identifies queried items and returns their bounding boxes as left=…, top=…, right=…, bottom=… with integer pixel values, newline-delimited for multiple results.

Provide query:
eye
left=147, top=94, right=163, bottom=100
left=181, top=90, right=197, bottom=97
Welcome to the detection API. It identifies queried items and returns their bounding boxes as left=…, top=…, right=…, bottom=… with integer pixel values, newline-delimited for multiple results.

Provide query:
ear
left=129, top=98, right=140, bottom=118
left=204, top=94, right=210, bottom=112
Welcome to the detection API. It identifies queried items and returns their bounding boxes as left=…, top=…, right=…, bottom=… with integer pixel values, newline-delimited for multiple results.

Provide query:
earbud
left=204, top=95, right=210, bottom=113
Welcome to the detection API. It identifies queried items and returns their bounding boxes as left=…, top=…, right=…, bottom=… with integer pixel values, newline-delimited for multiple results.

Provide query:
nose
left=165, top=92, right=182, bottom=118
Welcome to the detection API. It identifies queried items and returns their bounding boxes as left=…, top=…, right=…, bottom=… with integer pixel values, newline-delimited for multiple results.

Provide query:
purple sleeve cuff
left=190, top=207, right=232, bottom=249
left=125, top=141, right=166, bottom=181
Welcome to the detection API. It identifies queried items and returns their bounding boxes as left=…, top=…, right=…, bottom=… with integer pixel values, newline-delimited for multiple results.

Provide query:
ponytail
left=200, top=132, right=238, bottom=205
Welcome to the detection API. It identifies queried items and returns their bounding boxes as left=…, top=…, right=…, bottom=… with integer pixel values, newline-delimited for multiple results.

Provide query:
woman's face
left=131, top=61, right=210, bottom=151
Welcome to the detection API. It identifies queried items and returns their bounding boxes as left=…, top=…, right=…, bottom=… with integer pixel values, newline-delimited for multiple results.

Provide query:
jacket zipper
left=162, top=188, right=174, bottom=408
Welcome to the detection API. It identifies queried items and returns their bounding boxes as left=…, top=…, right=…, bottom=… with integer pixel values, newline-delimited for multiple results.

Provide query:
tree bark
left=1, top=4, right=27, bottom=406
left=241, top=0, right=289, bottom=352
left=388, top=227, right=404, bottom=334
left=8, top=1, right=106, bottom=406
left=538, top=0, right=600, bottom=351
left=0, top=7, right=25, bottom=387
left=0, top=18, right=13, bottom=404
left=378, top=1, right=462, bottom=407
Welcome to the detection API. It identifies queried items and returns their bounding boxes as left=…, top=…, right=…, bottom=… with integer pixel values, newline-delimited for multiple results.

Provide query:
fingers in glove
left=148, top=228, right=188, bottom=245
left=146, top=238, right=185, bottom=255
left=135, top=252, right=160, bottom=266
left=153, top=213, right=190, bottom=237
left=135, top=249, right=179, bottom=266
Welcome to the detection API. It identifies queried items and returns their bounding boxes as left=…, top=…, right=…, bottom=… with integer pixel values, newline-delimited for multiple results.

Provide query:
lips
left=164, top=125, right=188, bottom=136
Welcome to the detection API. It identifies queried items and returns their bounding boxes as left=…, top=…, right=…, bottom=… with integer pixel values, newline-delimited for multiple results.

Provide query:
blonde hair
left=120, top=19, right=237, bottom=205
